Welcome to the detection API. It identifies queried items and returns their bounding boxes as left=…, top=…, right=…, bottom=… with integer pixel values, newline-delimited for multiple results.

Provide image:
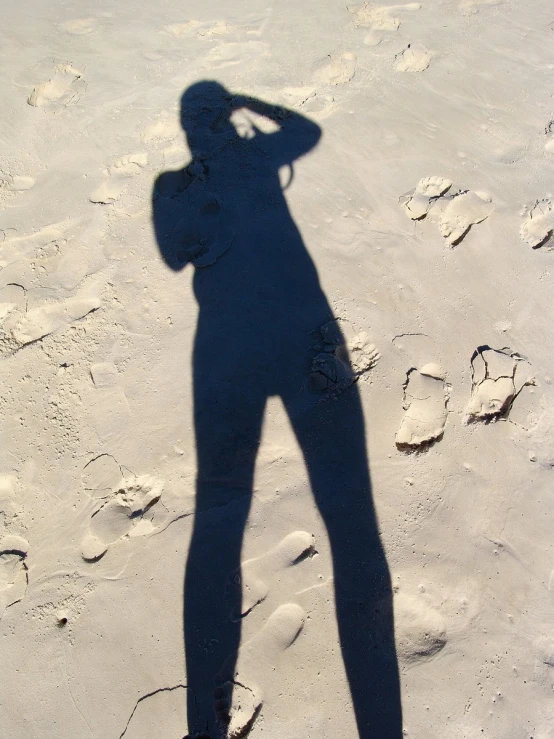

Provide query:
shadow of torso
left=154, top=125, right=333, bottom=399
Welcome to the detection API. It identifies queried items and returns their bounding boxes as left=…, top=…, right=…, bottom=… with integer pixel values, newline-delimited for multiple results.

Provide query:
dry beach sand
left=1, top=0, right=554, bottom=737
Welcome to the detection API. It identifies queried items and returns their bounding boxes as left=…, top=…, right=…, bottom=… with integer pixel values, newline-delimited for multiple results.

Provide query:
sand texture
left=1, top=0, right=553, bottom=737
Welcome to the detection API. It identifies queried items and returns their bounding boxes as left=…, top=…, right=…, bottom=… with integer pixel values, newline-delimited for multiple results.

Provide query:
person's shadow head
left=179, top=80, right=235, bottom=158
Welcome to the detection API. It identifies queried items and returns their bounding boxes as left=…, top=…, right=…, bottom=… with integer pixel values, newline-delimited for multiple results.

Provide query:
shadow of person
left=152, top=80, right=402, bottom=739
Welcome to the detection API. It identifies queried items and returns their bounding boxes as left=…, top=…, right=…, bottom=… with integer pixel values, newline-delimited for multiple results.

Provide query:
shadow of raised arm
left=229, top=94, right=322, bottom=166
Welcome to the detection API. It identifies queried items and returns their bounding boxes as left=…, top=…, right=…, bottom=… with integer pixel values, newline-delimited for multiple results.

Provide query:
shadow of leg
left=287, top=385, right=402, bottom=739
left=184, top=370, right=265, bottom=737
left=184, top=496, right=250, bottom=736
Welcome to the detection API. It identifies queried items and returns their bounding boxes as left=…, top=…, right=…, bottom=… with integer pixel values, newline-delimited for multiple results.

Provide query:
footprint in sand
left=400, top=178, right=494, bottom=245
left=60, top=17, right=97, bottom=35
left=27, top=64, right=86, bottom=108
left=394, top=43, right=433, bottom=72
left=312, top=52, right=357, bottom=86
left=396, top=363, right=449, bottom=450
left=311, top=318, right=380, bottom=396
left=1, top=219, right=104, bottom=294
left=196, top=20, right=234, bottom=37
left=0, top=476, right=23, bottom=530
left=162, top=21, right=200, bottom=37
left=520, top=198, right=554, bottom=249
left=81, top=475, right=164, bottom=561
left=0, top=296, right=100, bottom=357
left=278, top=86, right=336, bottom=122
left=89, top=153, right=148, bottom=204
left=215, top=603, right=306, bottom=739
left=348, top=2, right=421, bottom=46
left=0, top=171, right=35, bottom=193
left=0, top=535, right=29, bottom=618
left=400, top=176, right=452, bottom=220
left=142, top=115, right=182, bottom=145
left=206, top=41, right=269, bottom=69
left=394, top=591, right=447, bottom=664
left=162, top=19, right=235, bottom=39
left=439, top=190, right=494, bottom=244
left=87, top=362, right=134, bottom=447
left=82, top=454, right=124, bottom=499
left=464, top=346, right=534, bottom=423
left=0, top=221, right=71, bottom=271
left=458, top=0, right=502, bottom=15
left=229, top=531, right=315, bottom=619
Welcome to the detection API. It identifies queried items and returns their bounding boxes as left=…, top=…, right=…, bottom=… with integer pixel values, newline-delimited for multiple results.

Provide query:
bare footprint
left=205, top=42, right=269, bottom=70
left=464, top=346, right=534, bottom=423
left=216, top=603, right=306, bottom=738
left=142, top=115, right=181, bottom=145
left=230, top=531, right=315, bottom=619
left=0, top=171, right=35, bottom=193
left=311, top=318, right=380, bottom=396
left=60, top=17, right=97, bottom=34
left=1, top=296, right=100, bottom=356
left=82, top=454, right=124, bottom=499
left=400, top=176, right=452, bottom=219
left=439, top=190, right=494, bottom=245
left=312, top=52, right=357, bottom=86
left=28, top=64, right=86, bottom=108
left=394, top=591, right=447, bottom=664
left=458, top=0, right=502, bottom=15
left=0, top=221, right=71, bottom=270
left=277, top=86, right=336, bottom=122
left=396, top=363, right=449, bottom=449
left=197, top=20, right=234, bottom=37
left=162, top=21, right=200, bottom=37
left=400, top=180, right=494, bottom=244
left=348, top=1, right=400, bottom=30
left=520, top=198, right=554, bottom=249
left=0, top=476, right=23, bottom=530
left=0, top=536, right=28, bottom=618
left=394, top=43, right=433, bottom=72
left=311, top=351, right=356, bottom=394
left=87, top=362, right=135, bottom=447
left=81, top=475, right=164, bottom=561
left=89, top=152, right=148, bottom=204
left=348, top=2, right=421, bottom=45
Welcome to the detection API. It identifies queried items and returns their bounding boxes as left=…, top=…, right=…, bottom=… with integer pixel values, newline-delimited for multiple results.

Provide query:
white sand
left=1, top=0, right=553, bottom=737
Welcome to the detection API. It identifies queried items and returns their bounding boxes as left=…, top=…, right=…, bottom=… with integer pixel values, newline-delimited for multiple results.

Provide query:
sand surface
left=1, top=0, right=554, bottom=737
